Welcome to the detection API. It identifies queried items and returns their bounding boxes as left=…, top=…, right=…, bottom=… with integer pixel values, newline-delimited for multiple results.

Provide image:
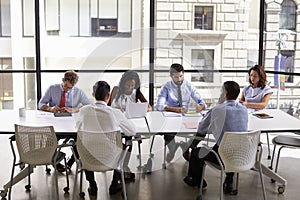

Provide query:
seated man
left=76, top=81, right=136, bottom=196
left=183, top=81, right=248, bottom=193
left=38, top=70, right=91, bottom=172
left=38, top=70, right=91, bottom=113
left=156, top=63, right=206, bottom=162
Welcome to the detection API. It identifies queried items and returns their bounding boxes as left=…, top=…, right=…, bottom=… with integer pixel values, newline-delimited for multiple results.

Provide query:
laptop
left=125, top=102, right=148, bottom=119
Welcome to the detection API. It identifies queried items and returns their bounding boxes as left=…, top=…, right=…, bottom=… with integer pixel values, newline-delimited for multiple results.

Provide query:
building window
left=22, top=0, right=34, bottom=37
left=191, top=49, right=214, bottom=82
left=279, top=0, right=296, bottom=30
left=0, top=0, right=11, bottom=37
left=44, top=0, right=131, bottom=37
left=0, top=58, right=12, bottom=109
left=281, top=50, right=294, bottom=83
left=194, top=6, right=213, bottom=30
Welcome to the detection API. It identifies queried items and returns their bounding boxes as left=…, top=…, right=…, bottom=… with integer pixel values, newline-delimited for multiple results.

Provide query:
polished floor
left=0, top=133, right=300, bottom=200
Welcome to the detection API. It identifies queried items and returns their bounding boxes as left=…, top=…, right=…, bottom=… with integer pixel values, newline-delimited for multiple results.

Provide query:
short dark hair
left=248, top=65, right=267, bottom=88
left=169, top=63, right=184, bottom=75
left=93, top=81, right=111, bottom=101
left=63, top=70, right=79, bottom=85
left=223, top=81, right=240, bottom=100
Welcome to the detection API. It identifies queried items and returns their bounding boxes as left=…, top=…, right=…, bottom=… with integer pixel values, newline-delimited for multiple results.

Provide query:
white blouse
left=111, top=89, right=137, bottom=111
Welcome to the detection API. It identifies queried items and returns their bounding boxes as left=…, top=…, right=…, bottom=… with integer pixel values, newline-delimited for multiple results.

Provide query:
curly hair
left=115, top=70, right=141, bottom=102
left=248, top=65, right=267, bottom=89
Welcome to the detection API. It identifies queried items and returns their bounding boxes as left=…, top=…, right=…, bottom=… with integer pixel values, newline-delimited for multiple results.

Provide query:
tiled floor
left=0, top=133, right=300, bottom=200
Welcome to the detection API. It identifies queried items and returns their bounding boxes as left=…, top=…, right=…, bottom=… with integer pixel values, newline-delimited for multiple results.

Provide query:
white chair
left=7, top=124, right=69, bottom=199
left=73, top=106, right=129, bottom=199
left=198, top=130, right=266, bottom=200
left=73, top=130, right=128, bottom=199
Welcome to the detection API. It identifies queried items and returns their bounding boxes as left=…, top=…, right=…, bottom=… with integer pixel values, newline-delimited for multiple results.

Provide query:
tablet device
left=252, top=112, right=273, bottom=119
left=54, top=112, right=72, bottom=117
left=125, top=102, right=148, bottom=119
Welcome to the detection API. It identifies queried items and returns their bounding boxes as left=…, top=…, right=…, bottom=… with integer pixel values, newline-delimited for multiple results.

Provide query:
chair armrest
left=199, top=144, right=224, bottom=170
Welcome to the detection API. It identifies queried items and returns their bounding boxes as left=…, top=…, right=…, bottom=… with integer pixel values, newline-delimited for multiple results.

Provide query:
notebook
left=125, top=102, right=148, bottom=119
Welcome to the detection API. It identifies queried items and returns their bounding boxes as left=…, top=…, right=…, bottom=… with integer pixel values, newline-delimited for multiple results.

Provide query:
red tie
left=59, top=91, right=66, bottom=108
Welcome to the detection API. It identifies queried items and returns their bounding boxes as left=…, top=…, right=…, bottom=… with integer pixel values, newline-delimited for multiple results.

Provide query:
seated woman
left=109, top=70, right=152, bottom=111
left=239, top=64, right=273, bottom=110
left=108, top=70, right=152, bottom=180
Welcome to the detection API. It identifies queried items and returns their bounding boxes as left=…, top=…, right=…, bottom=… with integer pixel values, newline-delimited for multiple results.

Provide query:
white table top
left=0, top=110, right=78, bottom=135
left=1, top=109, right=300, bottom=135
left=248, top=109, right=300, bottom=133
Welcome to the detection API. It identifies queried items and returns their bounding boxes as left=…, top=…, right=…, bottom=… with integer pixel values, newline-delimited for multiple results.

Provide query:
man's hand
left=48, top=106, right=60, bottom=113
left=177, top=107, right=187, bottom=113
left=61, top=107, right=80, bottom=113
left=196, top=104, right=204, bottom=112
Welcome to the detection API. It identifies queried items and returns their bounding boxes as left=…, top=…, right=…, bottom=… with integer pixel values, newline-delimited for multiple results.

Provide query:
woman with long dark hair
left=240, top=65, right=273, bottom=110
left=109, top=70, right=151, bottom=111
left=108, top=70, right=151, bottom=182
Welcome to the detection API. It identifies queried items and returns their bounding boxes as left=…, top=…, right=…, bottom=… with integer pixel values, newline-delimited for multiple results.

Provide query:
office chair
left=73, top=107, right=129, bottom=199
left=73, top=130, right=128, bottom=199
left=6, top=124, right=69, bottom=200
left=269, top=135, right=300, bottom=193
left=198, top=130, right=266, bottom=200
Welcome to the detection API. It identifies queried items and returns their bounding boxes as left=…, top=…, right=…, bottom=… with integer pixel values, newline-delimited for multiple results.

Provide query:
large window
left=279, top=0, right=296, bottom=30
left=1, top=0, right=300, bottom=113
left=191, top=49, right=214, bottom=82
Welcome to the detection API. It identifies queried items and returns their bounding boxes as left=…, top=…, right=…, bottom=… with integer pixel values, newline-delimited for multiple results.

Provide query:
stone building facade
left=154, top=0, right=300, bottom=109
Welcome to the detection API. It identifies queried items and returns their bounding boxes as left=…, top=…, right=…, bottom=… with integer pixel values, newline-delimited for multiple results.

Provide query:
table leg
left=265, top=132, right=271, bottom=160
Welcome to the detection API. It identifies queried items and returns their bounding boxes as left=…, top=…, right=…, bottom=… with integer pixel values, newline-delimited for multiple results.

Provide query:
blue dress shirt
left=197, top=100, right=248, bottom=145
left=38, top=84, right=91, bottom=109
left=156, top=79, right=206, bottom=111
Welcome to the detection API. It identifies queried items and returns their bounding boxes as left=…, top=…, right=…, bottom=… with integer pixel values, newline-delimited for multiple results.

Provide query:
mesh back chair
left=269, top=135, right=300, bottom=193
left=73, top=130, right=128, bottom=199
left=7, top=124, right=69, bottom=199
left=73, top=106, right=129, bottom=199
left=198, top=130, right=266, bottom=200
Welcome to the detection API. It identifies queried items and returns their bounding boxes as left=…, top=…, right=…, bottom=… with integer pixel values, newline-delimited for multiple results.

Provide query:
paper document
left=162, top=112, right=182, bottom=117
left=184, top=111, right=202, bottom=117
left=183, top=122, right=198, bottom=129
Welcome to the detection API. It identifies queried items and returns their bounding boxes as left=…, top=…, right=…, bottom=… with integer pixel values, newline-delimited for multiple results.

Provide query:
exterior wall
left=155, top=0, right=300, bottom=110
left=155, top=0, right=251, bottom=102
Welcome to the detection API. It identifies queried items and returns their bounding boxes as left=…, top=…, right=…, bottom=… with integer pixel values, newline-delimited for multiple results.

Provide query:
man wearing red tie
left=38, top=70, right=91, bottom=172
left=38, top=70, right=91, bottom=113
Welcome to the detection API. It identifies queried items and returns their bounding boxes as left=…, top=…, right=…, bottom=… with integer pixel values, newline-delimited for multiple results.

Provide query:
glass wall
left=0, top=0, right=299, bottom=116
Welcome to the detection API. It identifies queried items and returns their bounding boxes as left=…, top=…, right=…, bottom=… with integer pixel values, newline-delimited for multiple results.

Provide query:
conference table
left=1, top=108, right=300, bottom=195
